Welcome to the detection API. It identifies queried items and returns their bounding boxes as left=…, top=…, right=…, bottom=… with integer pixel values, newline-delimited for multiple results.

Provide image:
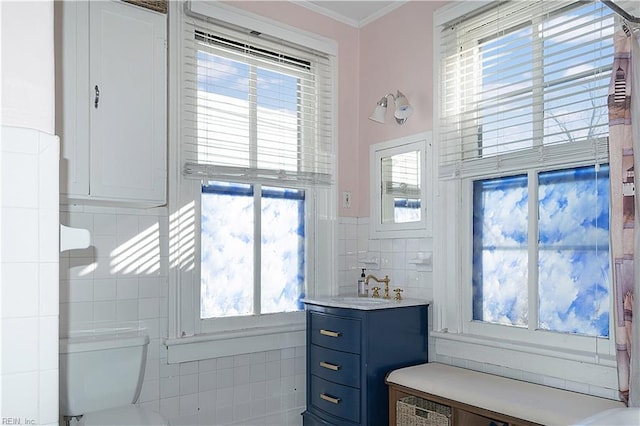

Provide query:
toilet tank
left=59, top=331, right=149, bottom=416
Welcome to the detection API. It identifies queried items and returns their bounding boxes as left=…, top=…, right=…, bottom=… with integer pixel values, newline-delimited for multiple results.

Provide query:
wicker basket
left=122, top=0, right=167, bottom=14
left=397, top=396, right=452, bottom=426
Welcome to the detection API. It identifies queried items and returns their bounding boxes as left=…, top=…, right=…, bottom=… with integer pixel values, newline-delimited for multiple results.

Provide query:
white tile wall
left=59, top=204, right=169, bottom=337
left=337, top=217, right=433, bottom=300
left=60, top=205, right=306, bottom=425
left=159, top=348, right=305, bottom=426
left=1, top=127, right=60, bottom=426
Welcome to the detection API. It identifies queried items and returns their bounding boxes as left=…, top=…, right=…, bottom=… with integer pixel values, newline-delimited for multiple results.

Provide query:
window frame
left=197, top=180, right=313, bottom=335
left=166, top=1, right=338, bottom=363
left=461, top=162, right=614, bottom=355
left=431, top=0, right=618, bottom=391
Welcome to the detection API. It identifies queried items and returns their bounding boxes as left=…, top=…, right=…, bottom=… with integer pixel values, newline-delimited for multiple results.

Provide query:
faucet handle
left=371, top=287, right=381, bottom=298
left=393, top=288, right=403, bottom=301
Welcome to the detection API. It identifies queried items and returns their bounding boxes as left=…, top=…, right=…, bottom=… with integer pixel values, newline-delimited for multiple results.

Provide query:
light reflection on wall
left=110, top=222, right=161, bottom=275
left=169, top=201, right=195, bottom=271
left=76, top=261, right=98, bottom=277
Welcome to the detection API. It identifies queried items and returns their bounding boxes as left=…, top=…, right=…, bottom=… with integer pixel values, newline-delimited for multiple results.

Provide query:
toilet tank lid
left=60, top=331, right=149, bottom=354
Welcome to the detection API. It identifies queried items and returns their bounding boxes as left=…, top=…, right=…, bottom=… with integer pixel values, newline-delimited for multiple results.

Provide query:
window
left=433, top=0, right=617, bottom=377
left=201, top=182, right=305, bottom=318
left=472, top=165, right=610, bottom=337
left=185, top=21, right=331, bottom=323
left=184, top=29, right=332, bottom=184
left=169, top=2, right=336, bottom=354
left=439, top=1, right=613, bottom=179
left=192, top=34, right=312, bottom=321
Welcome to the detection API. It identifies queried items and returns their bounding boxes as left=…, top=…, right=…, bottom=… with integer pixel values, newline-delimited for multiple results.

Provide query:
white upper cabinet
left=56, top=0, right=167, bottom=206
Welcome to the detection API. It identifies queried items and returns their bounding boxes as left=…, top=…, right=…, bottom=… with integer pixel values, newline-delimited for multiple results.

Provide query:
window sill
left=165, top=322, right=306, bottom=364
left=431, top=330, right=618, bottom=391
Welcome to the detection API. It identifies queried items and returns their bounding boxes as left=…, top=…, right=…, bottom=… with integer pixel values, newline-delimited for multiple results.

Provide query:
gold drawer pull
left=320, top=393, right=341, bottom=404
left=319, top=361, right=341, bottom=371
left=320, top=329, right=341, bottom=338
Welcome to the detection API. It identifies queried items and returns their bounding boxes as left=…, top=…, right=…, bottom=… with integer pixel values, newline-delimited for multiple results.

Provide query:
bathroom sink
left=301, top=295, right=429, bottom=310
left=331, top=297, right=391, bottom=304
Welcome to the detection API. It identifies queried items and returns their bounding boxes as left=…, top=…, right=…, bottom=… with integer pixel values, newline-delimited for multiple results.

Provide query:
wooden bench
left=386, top=363, right=625, bottom=426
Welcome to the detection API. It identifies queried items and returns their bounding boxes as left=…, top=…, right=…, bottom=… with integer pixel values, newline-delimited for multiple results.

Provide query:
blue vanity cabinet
left=302, top=302, right=429, bottom=426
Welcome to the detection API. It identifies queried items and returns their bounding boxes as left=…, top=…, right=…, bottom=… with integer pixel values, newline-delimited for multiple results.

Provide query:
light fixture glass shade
left=369, top=97, right=388, bottom=123
left=369, top=91, right=412, bottom=124
left=393, top=91, right=413, bottom=124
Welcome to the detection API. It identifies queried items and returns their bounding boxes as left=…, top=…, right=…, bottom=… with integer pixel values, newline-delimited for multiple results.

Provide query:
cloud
left=475, top=167, right=610, bottom=336
left=197, top=52, right=249, bottom=95
left=201, top=191, right=254, bottom=317
left=201, top=188, right=304, bottom=318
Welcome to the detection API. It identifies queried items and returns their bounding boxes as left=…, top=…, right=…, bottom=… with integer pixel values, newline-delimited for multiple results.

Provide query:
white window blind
left=439, top=1, right=614, bottom=180
left=181, top=13, right=334, bottom=186
left=382, top=150, right=421, bottom=199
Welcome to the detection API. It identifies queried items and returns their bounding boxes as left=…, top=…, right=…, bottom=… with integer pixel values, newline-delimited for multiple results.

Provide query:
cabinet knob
left=94, top=85, right=100, bottom=109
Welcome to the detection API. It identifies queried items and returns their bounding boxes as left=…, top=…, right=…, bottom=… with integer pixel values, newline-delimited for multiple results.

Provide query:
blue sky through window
left=538, top=166, right=610, bottom=337
left=196, top=50, right=301, bottom=172
left=479, top=23, right=534, bottom=155
left=473, top=166, right=610, bottom=337
left=470, top=2, right=612, bottom=338
left=201, top=183, right=305, bottom=318
left=542, top=2, right=613, bottom=146
left=473, top=175, right=529, bottom=327
left=478, top=2, right=613, bottom=156
left=197, top=51, right=298, bottom=112
left=197, top=40, right=307, bottom=319
left=197, top=52, right=250, bottom=101
left=201, top=183, right=254, bottom=318
left=261, top=186, right=305, bottom=314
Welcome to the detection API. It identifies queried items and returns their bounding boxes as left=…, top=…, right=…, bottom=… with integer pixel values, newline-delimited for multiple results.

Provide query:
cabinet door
left=89, top=1, right=166, bottom=204
left=57, top=0, right=90, bottom=197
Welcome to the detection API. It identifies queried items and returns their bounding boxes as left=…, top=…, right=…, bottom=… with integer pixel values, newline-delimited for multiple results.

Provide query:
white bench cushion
left=386, top=363, right=624, bottom=425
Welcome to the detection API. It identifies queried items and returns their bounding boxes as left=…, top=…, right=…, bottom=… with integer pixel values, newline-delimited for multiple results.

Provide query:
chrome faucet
left=365, top=274, right=391, bottom=299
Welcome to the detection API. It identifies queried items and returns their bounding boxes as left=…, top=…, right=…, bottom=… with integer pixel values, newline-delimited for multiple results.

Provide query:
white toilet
left=59, top=331, right=169, bottom=426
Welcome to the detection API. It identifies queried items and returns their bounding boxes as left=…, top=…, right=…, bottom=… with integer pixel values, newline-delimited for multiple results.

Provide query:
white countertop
left=301, top=295, right=430, bottom=310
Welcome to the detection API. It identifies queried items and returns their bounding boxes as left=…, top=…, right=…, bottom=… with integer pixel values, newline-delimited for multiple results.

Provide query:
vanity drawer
left=310, top=344, right=360, bottom=388
left=310, top=375, right=360, bottom=424
left=310, top=311, right=361, bottom=353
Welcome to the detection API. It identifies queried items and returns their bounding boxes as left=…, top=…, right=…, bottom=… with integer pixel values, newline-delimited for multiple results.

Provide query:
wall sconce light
left=368, top=90, right=413, bottom=125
